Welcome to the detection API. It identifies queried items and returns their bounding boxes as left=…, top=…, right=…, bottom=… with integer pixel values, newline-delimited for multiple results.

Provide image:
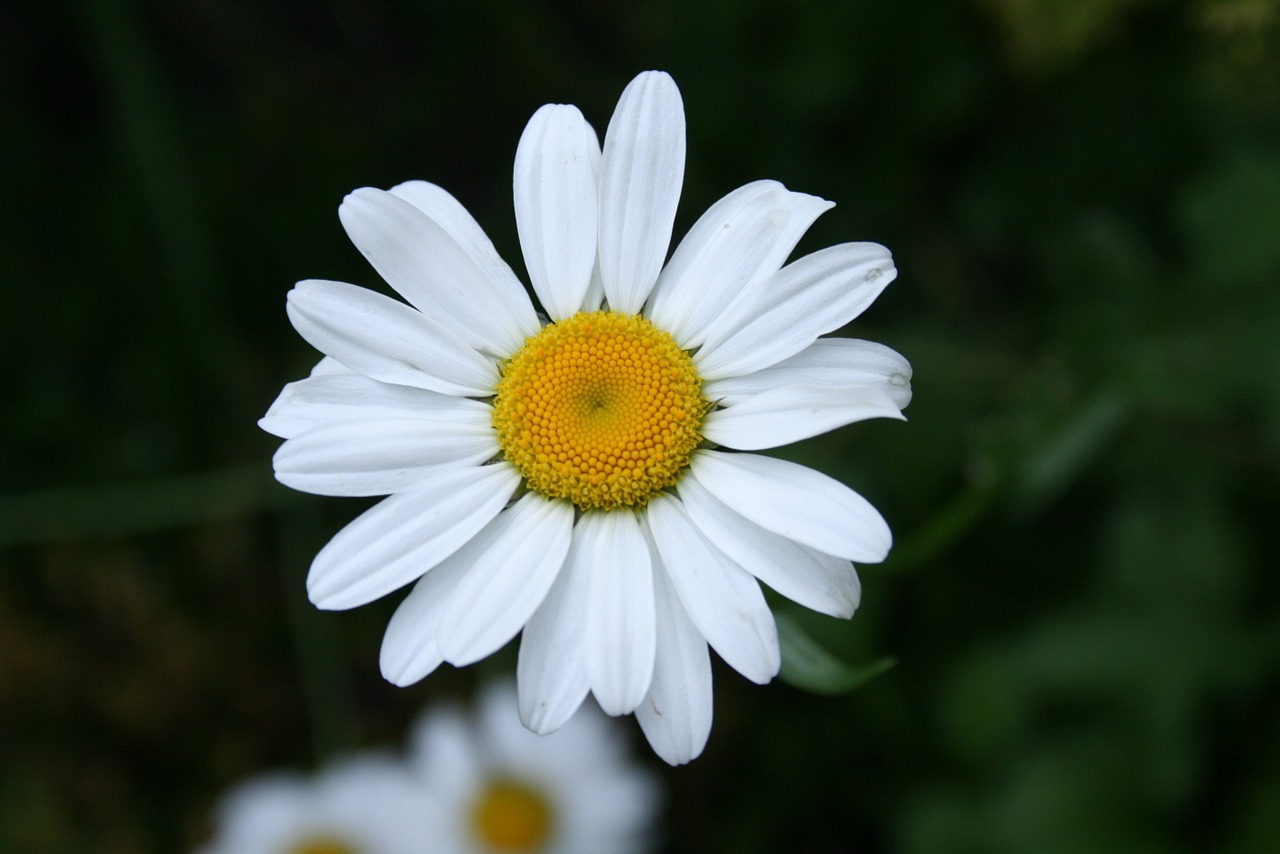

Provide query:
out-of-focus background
left=4, top=1, right=1279, bottom=851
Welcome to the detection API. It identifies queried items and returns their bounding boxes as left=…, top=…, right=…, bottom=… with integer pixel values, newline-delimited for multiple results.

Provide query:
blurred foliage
left=3, top=0, right=1279, bottom=851
left=775, top=612, right=896, bottom=695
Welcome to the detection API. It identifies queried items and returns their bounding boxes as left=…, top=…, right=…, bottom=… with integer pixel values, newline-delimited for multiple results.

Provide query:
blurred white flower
left=194, top=754, right=432, bottom=854
left=409, top=682, right=660, bottom=854
left=261, top=69, right=911, bottom=763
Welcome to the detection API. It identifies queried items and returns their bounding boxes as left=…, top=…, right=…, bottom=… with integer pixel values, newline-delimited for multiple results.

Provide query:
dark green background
left=4, top=0, right=1279, bottom=851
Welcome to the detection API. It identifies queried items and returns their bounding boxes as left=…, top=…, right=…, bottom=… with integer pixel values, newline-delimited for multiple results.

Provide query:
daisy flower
left=409, top=682, right=659, bottom=854
left=260, top=70, right=911, bottom=764
left=194, top=755, right=433, bottom=854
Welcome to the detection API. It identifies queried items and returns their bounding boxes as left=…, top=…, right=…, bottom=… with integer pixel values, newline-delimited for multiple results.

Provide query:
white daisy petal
left=286, top=279, right=497, bottom=396
left=645, top=494, right=780, bottom=684
left=258, top=373, right=492, bottom=440
left=308, top=356, right=353, bottom=377
left=514, top=104, right=601, bottom=321
left=695, top=242, right=897, bottom=379
left=646, top=181, right=834, bottom=348
left=702, top=384, right=905, bottom=451
left=388, top=179, right=538, bottom=338
left=598, top=70, right=685, bottom=314
left=582, top=260, right=606, bottom=313
left=690, top=450, right=892, bottom=563
left=438, top=494, right=574, bottom=666
left=635, top=540, right=713, bottom=766
left=517, top=542, right=592, bottom=734
left=378, top=556, right=473, bottom=686
left=272, top=417, right=498, bottom=497
left=306, top=463, right=520, bottom=610
left=339, top=188, right=536, bottom=356
left=704, top=336, right=913, bottom=409
left=577, top=511, right=656, bottom=716
left=677, top=476, right=861, bottom=618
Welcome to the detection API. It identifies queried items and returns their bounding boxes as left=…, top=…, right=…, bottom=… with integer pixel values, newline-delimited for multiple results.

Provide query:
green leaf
left=1012, top=390, right=1128, bottom=516
left=776, top=613, right=896, bottom=695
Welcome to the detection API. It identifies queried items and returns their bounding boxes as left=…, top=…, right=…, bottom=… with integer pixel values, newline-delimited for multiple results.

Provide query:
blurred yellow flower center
left=287, top=838, right=360, bottom=854
left=492, top=311, right=707, bottom=510
left=470, top=778, right=555, bottom=851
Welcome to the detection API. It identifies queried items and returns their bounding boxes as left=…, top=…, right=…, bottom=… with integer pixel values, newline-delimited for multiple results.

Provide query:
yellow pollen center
left=491, top=311, right=707, bottom=510
left=286, top=837, right=360, bottom=854
left=470, top=778, right=555, bottom=851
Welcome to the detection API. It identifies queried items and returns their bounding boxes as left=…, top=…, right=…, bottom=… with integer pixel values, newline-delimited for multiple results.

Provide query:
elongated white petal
left=438, top=494, right=574, bottom=666
left=286, top=279, right=497, bottom=396
left=517, top=535, right=592, bottom=734
left=582, top=261, right=605, bottom=313
left=378, top=550, right=473, bottom=686
left=577, top=511, right=656, bottom=715
left=272, top=417, right=498, bottom=496
left=309, top=356, right=353, bottom=377
left=690, top=450, right=891, bottom=563
left=677, top=476, right=861, bottom=618
left=704, top=337, right=913, bottom=410
left=635, top=539, right=713, bottom=766
left=645, top=494, right=779, bottom=684
left=306, top=463, right=520, bottom=610
left=695, top=242, right=897, bottom=379
left=647, top=181, right=833, bottom=348
left=702, top=384, right=905, bottom=451
left=598, top=71, right=685, bottom=314
left=259, top=373, right=492, bottom=440
left=337, top=190, right=532, bottom=355
left=388, top=180, right=537, bottom=341
left=514, top=104, right=600, bottom=321
left=339, top=188, right=536, bottom=356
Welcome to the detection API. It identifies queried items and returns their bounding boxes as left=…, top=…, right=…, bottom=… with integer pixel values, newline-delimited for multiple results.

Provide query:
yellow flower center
left=469, top=778, right=555, bottom=851
left=491, top=311, right=707, bottom=510
left=286, top=837, right=360, bottom=854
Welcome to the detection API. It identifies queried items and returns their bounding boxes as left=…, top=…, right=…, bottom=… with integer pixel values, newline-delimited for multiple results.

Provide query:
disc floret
left=491, top=311, right=708, bottom=510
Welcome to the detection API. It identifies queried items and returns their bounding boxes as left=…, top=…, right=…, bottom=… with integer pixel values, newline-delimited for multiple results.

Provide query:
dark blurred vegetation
left=3, top=0, right=1279, bottom=851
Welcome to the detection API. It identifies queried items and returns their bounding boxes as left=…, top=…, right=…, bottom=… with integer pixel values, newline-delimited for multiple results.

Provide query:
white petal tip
left=639, top=710, right=709, bottom=766
left=593, top=693, right=645, bottom=718
left=378, top=656, right=441, bottom=688
left=305, top=570, right=366, bottom=611
left=379, top=667, right=419, bottom=688
left=731, top=644, right=782, bottom=686
left=862, top=540, right=893, bottom=565
left=257, top=415, right=283, bottom=437
left=831, top=602, right=859, bottom=620
left=306, top=591, right=349, bottom=612
left=339, top=186, right=380, bottom=208
left=655, top=749, right=699, bottom=767
left=635, top=69, right=676, bottom=85
left=518, top=706, right=569, bottom=736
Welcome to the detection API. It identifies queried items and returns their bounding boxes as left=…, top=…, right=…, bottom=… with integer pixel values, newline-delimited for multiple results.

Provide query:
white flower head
left=194, top=754, right=433, bottom=854
left=261, top=70, right=912, bottom=764
left=410, top=682, right=660, bottom=854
